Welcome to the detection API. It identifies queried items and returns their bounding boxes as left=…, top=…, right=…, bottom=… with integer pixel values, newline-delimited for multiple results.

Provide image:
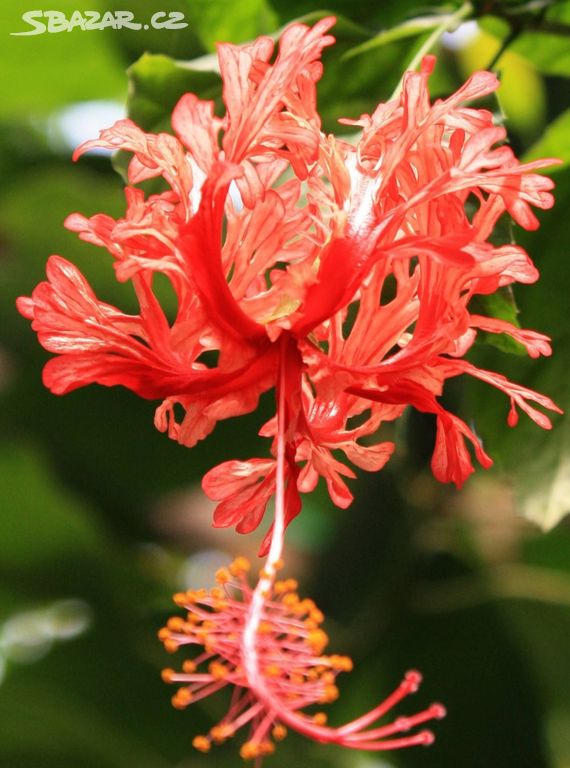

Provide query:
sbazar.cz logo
left=11, top=10, right=188, bottom=35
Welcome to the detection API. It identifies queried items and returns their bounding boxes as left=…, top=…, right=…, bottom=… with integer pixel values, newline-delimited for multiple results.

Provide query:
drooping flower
left=17, top=18, right=560, bottom=545
left=17, top=16, right=561, bottom=763
left=160, top=556, right=445, bottom=761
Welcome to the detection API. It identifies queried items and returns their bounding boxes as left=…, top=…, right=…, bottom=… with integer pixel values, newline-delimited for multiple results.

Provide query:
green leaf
left=100, top=0, right=206, bottom=62
left=524, top=107, right=570, bottom=169
left=182, top=0, right=279, bottom=50
left=481, top=14, right=570, bottom=77
left=126, top=52, right=222, bottom=133
left=511, top=32, right=570, bottom=76
left=473, top=288, right=527, bottom=356
left=547, top=0, right=570, bottom=23
left=515, top=400, right=570, bottom=529
left=466, top=167, right=570, bottom=531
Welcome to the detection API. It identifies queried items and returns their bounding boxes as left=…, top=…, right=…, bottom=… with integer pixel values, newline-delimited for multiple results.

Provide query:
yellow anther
left=215, top=567, right=231, bottom=584
left=166, top=616, right=186, bottom=632
left=307, top=629, right=329, bottom=653
left=173, top=592, right=188, bottom=607
left=240, top=741, right=257, bottom=760
left=239, top=740, right=275, bottom=759
left=304, top=618, right=319, bottom=630
left=330, top=654, right=353, bottom=672
left=192, top=735, right=211, bottom=753
left=208, top=661, right=229, bottom=679
left=258, top=568, right=270, bottom=580
left=274, top=558, right=284, bottom=571
left=310, top=609, right=325, bottom=624
left=183, top=589, right=202, bottom=605
left=320, top=684, right=339, bottom=703
left=257, top=621, right=272, bottom=634
left=282, top=592, right=300, bottom=607
left=313, top=712, right=328, bottom=725
left=164, top=639, right=178, bottom=654
left=229, top=556, right=250, bottom=577
left=204, top=639, right=215, bottom=654
left=172, top=687, right=193, bottom=709
left=272, top=724, right=287, bottom=741
left=182, top=660, right=197, bottom=674
left=161, top=668, right=176, bottom=683
left=259, top=741, right=276, bottom=756
left=210, top=723, right=234, bottom=744
left=274, top=581, right=288, bottom=595
left=293, top=601, right=308, bottom=617
left=157, top=628, right=170, bottom=642
left=210, top=587, right=224, bottom=600
left=265, top=664, right=281, bottom=678
left=286, top=691, right=299, bottom=701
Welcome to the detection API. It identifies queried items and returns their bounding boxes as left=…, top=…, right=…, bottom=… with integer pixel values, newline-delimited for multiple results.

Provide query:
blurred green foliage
left=1, top=0, right=570, bottom=767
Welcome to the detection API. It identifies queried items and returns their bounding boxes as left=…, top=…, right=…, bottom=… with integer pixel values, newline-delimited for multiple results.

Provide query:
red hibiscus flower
left=18, top=18, right=559, bottom=546
left=18, top=16, right=561, bottom=762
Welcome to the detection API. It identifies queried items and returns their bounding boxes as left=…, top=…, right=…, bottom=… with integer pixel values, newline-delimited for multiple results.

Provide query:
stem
left=242, top=335, right=288, bottom=695
left=391, top=1, right=474, bottom=99
left=240, top=336, right=338, bottom=740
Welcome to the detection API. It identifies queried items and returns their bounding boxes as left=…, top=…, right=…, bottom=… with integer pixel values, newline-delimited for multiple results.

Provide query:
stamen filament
left=159, top=338, right=445, bottom=761
left=337, top=670, right=422, bottom=735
